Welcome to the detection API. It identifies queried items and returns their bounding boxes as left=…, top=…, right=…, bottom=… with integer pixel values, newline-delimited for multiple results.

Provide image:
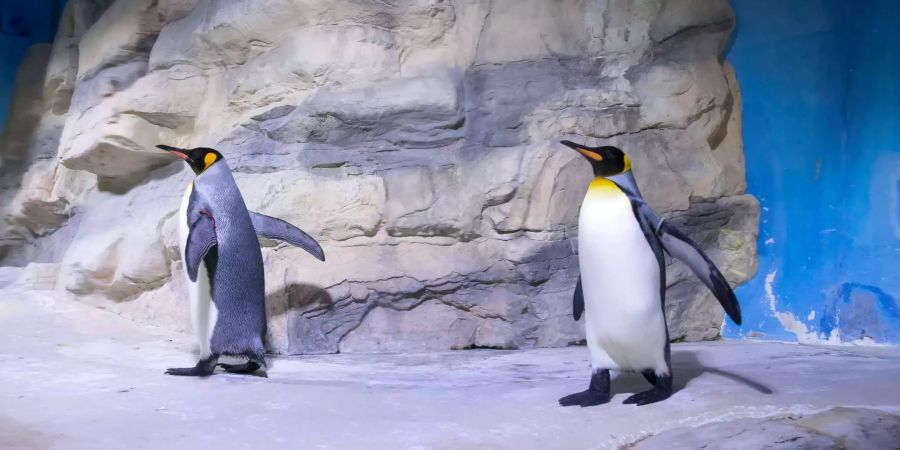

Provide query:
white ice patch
left=763, top=271, right=889, bottom=347
left=807, top=310, right=816, bottom=321
left=764, top=238, right=775, bottom=245
left=765, top=270, right=839, bottom=345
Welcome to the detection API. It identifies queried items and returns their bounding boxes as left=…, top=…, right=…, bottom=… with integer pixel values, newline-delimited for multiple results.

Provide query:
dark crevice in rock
left=653, top=19, right=735, bottom=47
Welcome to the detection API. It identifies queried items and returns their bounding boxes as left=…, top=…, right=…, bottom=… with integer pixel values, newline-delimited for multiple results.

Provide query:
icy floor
left=1, top=290, right=898, bottom=450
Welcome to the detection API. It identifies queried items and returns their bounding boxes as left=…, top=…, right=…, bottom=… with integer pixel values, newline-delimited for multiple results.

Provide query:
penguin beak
left=560, top=140, right=603, bottom=161
left=156, top=144, right=192, bottom=163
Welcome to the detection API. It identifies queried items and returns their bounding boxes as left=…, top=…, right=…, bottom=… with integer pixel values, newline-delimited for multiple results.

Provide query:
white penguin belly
left=179, top=184, right=218, bottom=357
left=578, top=182, right=668, bottom=375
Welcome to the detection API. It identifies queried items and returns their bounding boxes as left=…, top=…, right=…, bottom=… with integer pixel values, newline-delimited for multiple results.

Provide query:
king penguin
left=557, top=140, right=742, bottom=407
left=157, top=144, right=325, bottom=376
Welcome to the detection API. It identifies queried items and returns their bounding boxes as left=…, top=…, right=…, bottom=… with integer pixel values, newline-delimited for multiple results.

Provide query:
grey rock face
left=0, top=0, right=759, bottom=354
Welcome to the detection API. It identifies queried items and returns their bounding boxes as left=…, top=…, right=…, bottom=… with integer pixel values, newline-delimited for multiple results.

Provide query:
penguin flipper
left=657, top=221, right=742, bottom=325
left=249, top=212, right=325, bottom=261
left=185, top=212, right=217, bottom=282
left=573, top=276, right=585, bottom=321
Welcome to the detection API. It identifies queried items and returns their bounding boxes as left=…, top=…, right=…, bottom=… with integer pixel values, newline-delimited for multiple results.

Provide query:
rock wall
left=0, top=0, right=759, bottom=354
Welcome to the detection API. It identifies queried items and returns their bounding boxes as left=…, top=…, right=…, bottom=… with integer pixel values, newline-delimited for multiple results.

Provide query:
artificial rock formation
left=0, top=0, right=759, bottom=354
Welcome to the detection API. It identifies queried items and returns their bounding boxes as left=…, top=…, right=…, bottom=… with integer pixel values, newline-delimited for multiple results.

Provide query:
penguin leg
left=165, top=355, right=218, bottom=376
left=624, top=330, right=674, bottom=405
left=558, top=369, right=611, bottom=407
left=641, top=369, right=658, bottom=386
left=622, top=373, right=672, bottom=405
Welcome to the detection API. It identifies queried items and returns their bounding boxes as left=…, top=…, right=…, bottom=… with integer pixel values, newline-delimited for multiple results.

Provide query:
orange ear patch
left=203, top=153, right=217, bottom=169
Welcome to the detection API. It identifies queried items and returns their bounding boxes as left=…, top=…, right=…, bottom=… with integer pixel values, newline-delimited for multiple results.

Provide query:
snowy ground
left=1, top=290, right=899, bottom=449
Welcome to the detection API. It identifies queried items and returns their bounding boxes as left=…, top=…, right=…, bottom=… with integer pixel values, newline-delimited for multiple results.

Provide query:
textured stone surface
left=0, top=0, right=759, bottom=354
left=627, top=407, right=900, bottom=449
left=0, top=45, right=53, bottom=163
left=76, top=0, right=162, bottom=80
left=0, top=38, right=73, bottom=261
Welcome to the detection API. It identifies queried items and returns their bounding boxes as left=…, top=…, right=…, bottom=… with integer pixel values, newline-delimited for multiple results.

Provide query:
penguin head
left=157, top=145, right=223, bottom=175
left=559, top=140, right=631, bottom=177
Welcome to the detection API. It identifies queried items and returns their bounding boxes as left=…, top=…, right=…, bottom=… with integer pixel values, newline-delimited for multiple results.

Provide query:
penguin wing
left=656, top=221, right=742, bottom=325
left=185, top=212, right=217, bottom=282
left=573, top=276, right=584, bottom=321
left=614, top=174, right=740, bottom=324
left=249, top=212, right=325, bottom=261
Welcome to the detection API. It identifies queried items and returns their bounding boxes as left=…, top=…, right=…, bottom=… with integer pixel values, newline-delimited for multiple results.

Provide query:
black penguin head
left=559, top=140, right=632, bottom=177
left=157, top=145, right=223, bottom=174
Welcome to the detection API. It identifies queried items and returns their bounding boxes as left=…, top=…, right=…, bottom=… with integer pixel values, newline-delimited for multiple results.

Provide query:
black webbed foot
left=623, top=372, right=672, bottom=406
left=218, top=361, right=265, bottom=376
left=558, top=389, right=610, bottom=407
left=622, top=387, right=671, bottom=405
left=165, top=367, right=211, bottom=376
left=559, top=369, right=611, bottom=407
left=165, top=355, right=217, bottom=377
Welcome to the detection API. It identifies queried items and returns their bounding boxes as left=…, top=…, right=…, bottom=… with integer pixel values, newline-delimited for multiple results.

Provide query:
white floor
left=1, top=290, right=898, bottom=450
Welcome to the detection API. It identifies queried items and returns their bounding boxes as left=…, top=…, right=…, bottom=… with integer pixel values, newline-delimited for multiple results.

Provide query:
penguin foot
left=165, top=356, right=217, bottom=376
left=558, top=390, right=610, bottom=407
left=559, top=369, right=611, bottom=407
left=165, top=366, right=214, bottom=376
left=622, top=386, right=672, bottom=406
left=218, top=362, right=264, bottom=375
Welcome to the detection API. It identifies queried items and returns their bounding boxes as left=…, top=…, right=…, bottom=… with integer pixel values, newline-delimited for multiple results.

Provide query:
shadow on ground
left=610, top=349, right=774, bottom=396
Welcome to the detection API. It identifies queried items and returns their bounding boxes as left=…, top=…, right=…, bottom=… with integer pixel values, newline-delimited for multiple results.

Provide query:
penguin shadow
left=609, top=350, right=774, bottom=397
left=672, top=350, right=774, bottom=394
left=266, top=282, right=335, bottom=318
left=263, top=282, right=335, bottom=369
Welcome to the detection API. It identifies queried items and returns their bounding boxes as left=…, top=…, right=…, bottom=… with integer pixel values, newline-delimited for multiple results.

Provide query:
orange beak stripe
left=171, top=152, right=190, bottom=161
left=576, top=148, right=603, bottom=161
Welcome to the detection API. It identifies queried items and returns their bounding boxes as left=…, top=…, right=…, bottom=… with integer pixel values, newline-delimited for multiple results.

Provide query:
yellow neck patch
left=623, top=155, right=632, bottom=172
left=203, top=153, right=217, bottom=170
left=586, top=177, right=622, bottom=196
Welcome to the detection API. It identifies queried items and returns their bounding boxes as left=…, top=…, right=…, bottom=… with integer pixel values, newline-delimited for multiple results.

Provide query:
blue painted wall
left=726, top=0, right=900, bottom=343
left=0, top=0, right=63, bottom=133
